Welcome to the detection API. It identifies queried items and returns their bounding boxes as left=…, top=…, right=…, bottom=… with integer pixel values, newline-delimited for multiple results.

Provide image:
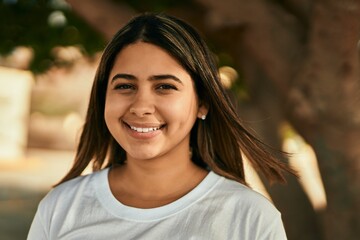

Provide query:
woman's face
left=104, top=42, right=207, bottom=162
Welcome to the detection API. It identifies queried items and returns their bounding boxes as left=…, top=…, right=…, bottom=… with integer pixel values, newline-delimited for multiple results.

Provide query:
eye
left=114, top=84, right=135, bottom=90
left=156, top=84, right=178, bottom=91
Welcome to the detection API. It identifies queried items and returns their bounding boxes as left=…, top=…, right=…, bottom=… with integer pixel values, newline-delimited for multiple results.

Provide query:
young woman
left=28, top=13, right=292, bottom=239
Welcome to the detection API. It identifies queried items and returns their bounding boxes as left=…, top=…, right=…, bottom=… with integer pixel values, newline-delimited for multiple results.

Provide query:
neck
left=109, top=155, right=208, bottom=208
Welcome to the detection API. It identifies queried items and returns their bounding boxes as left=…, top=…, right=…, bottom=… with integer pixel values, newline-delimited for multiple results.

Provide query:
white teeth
left=130, top=126, right=161, bottom=133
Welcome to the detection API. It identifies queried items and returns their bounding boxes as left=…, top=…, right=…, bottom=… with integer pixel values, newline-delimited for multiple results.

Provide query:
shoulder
left=45, top=173, right=91, bottom=200
left=207, top=173, right=287, bottom=238
left=38, top=169, right=106, bottom=213
left=29, top=169, right=108, bottom=238
left=211, top=173, right=281, bottom=217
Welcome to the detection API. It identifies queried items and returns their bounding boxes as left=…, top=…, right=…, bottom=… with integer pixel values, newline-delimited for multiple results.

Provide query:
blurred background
left=0, top=0, right=359, bottom=239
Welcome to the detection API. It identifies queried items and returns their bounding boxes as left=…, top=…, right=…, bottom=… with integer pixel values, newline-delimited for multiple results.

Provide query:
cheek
left=161, top=95, right=198, bottom=123
left=104, top=101, right=112, bottom=130
left=104, top=96, right=122, bottom=125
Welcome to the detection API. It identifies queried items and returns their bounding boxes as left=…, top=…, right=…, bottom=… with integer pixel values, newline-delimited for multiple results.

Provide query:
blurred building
left=0, top=67, right=33, bottom=161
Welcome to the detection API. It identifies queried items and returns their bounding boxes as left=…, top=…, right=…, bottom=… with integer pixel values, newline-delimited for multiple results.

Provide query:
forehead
left=110, top=42, right=191, bottom=80
left=115, top=42, right=176, bottom=64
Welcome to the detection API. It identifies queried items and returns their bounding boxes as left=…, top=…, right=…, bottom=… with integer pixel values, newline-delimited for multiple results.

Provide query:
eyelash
left=156, top=84, right=177, bottom=91
left=114, top=84, right=134, bottom=90
left=113, top=84, right=178, bottom=91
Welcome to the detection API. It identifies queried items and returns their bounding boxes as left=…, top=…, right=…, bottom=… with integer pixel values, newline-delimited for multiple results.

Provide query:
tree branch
left=196, top=0, right=304, bottom=94
left=65, top=0, right=136, bottom=40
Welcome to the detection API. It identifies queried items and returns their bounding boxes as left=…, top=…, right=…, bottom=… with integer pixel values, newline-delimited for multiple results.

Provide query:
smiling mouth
left=123, top=121, right=165, bottom=133
left=130, top=126, right=161, bottom=133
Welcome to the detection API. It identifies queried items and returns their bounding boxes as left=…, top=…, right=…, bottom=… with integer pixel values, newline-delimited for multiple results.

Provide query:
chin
left=127, top=151, right=161, bottom=161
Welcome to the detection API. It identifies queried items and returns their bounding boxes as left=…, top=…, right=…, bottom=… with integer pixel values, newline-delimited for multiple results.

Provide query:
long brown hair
left=57, top=12, right=293, bottom=186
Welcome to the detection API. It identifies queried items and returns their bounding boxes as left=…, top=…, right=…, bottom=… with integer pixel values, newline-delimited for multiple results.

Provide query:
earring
left=201, top=115, right=206, bottom=120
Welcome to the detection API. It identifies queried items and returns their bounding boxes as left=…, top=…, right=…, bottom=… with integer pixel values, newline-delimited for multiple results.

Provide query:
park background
left=0, top=0, right=359, bottom=239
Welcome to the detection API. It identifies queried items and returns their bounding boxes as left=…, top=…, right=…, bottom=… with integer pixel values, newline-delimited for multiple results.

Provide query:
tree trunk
left=236, top=96, right=323, bottom=240
left=286, top=1, right=360, bottom=238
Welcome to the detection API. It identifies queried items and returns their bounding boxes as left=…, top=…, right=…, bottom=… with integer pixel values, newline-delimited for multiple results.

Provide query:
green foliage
left=0, top=0, right=105, bottom=73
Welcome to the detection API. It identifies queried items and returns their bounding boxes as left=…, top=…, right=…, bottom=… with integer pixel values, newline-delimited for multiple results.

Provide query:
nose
left=129, top=91, right=155, bottom=117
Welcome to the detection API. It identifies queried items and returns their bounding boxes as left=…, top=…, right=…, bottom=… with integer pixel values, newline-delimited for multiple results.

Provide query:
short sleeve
left=27, top=201, right=49, bottom=240
left=261, top=213, right=287, bottom=240
left=239, top=190, right=288, bottom=240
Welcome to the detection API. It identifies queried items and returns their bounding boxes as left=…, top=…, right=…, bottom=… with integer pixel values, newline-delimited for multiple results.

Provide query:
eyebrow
left=111, top=73, right=183, bottom=85
left=149, top=74, right=183, bottom=85
left=111, top=73, right=136, bottom=82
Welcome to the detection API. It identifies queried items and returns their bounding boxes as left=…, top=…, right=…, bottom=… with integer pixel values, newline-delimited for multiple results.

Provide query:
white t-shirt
left=28, top=168, right=287, bottom=240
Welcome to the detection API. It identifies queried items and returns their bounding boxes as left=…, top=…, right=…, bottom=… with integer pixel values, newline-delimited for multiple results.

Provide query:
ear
left=197, top=102, right=209, bottom=120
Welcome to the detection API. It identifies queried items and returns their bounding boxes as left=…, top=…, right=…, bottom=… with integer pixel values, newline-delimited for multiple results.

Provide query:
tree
left=0, top=0, right=105, bottom=72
